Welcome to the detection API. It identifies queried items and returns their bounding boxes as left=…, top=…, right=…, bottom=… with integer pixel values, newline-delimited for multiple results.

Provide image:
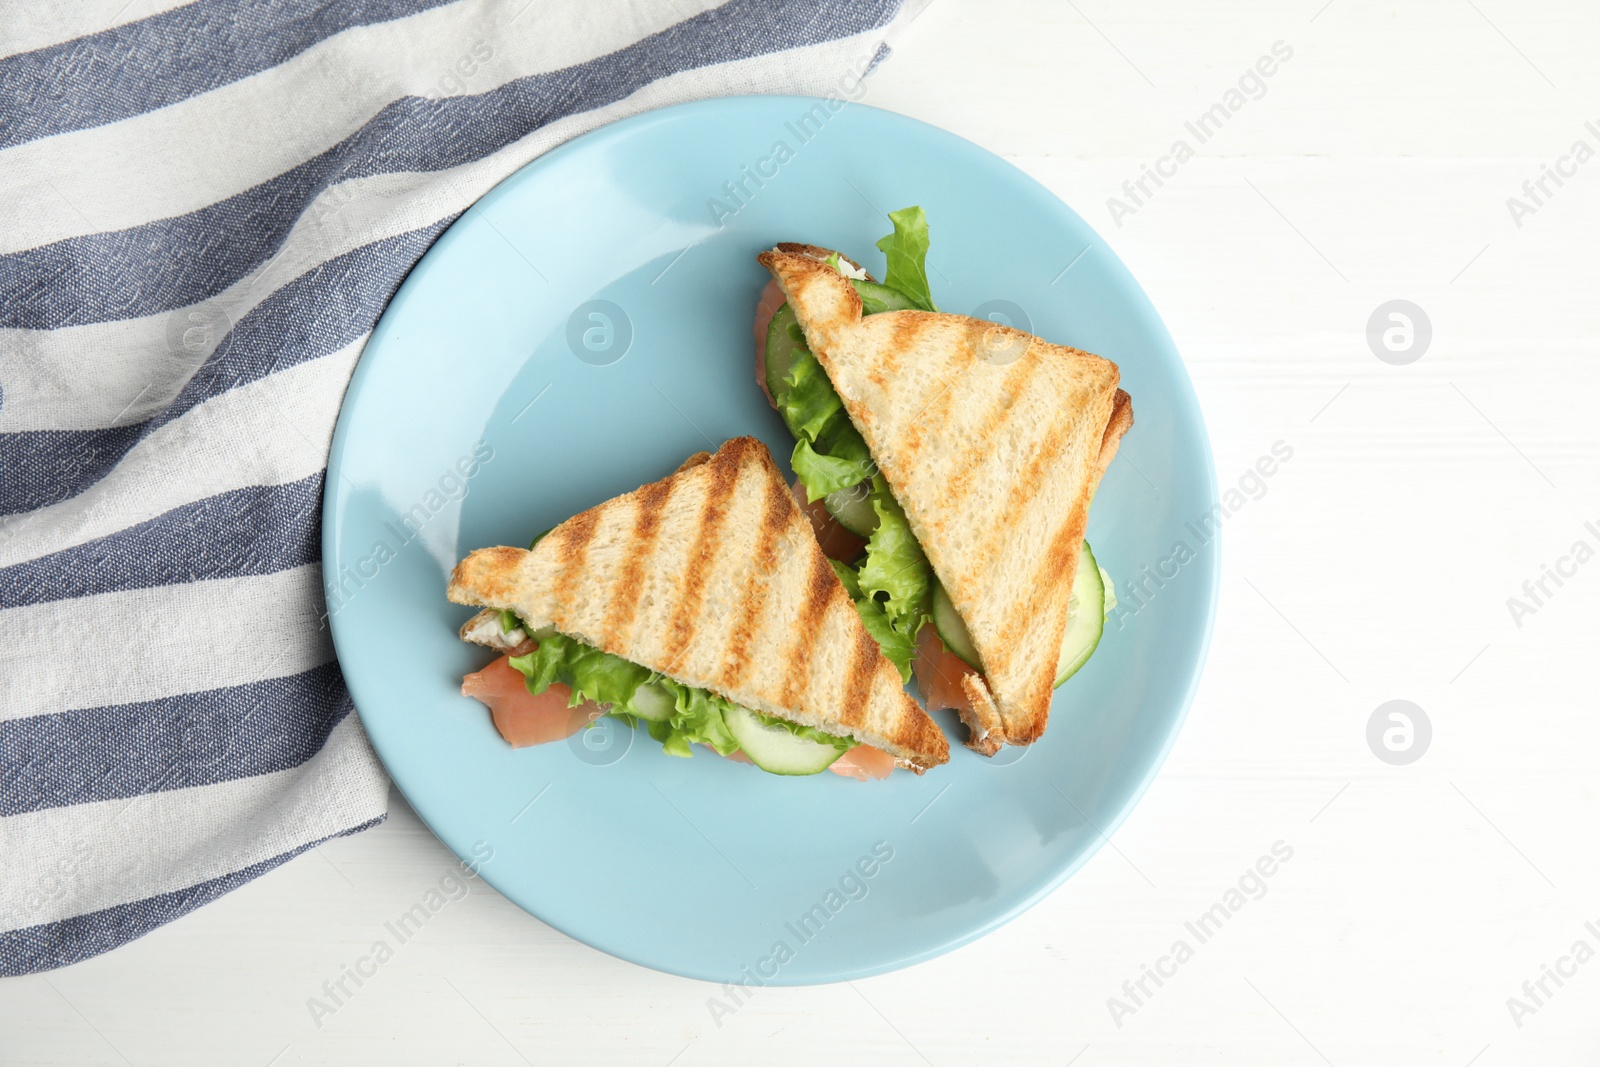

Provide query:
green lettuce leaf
left=830, top=562, right=915, bottom=682
left=777, top=350, right=844, bottom=441
left=791, top=435, right=873, bottom=500
left=780, top=349, right=877, bottom=501
left=856, top=596, right=917, bottom=682
left=656, top=682, right=741, bottom=757
left=874, top=205, right=937, bottom=312
left=507, top=639, right=566, bottom=694
left=568, top=647, right=651, bottom=709
left=856, top=479, right=933, bottom=643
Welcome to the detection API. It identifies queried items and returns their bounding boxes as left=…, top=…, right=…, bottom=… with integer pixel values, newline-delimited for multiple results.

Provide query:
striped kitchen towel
left=0, top=0, right=922, bottom=976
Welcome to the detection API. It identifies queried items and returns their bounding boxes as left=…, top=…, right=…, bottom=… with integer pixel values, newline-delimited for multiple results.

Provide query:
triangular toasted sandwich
left=447, top=436, right=950, bottom=776
left=754, top=209, right=1132, bottom=754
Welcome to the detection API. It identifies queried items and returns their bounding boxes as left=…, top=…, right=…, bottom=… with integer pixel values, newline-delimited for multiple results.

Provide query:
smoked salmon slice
left=914, top=625, right=979, bottom=717
left=461, top=654, right=600, bottom=747
left=828, top=745, right=896, bottom=780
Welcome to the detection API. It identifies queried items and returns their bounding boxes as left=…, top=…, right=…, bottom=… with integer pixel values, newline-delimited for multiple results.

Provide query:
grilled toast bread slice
left=447, top=436, right=950, bottom=772
left=758, top=250, right=1130, bottom=751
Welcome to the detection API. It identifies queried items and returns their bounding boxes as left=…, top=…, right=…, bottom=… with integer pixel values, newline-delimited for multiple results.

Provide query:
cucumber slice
left=723, top=704, right=844, bottom=776
left=1054, top=542, right=1105, bottom=687
left=931, top=581, right=981, bottom=671
left=850, top=279, right=921, bottom=314
left=764, top=303, right=806, bottom=400
left=629, top=681, right=675, bottom=722
left=823, top=482, right=877, bottom=535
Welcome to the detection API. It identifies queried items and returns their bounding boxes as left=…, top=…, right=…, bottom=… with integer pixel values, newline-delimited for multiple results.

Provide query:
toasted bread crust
left=1096, top=390, right=1135, bottom=484
left=447, top=436, right=950, bottom=771
left=957, top=673, right=1006, bottom=756
left=758, top=250, right=1130, bottom=750
left=774, top=243, right=876, bottom=283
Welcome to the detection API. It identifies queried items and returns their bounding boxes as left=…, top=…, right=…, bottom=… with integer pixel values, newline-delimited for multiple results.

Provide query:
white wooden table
left=8, top=1, right=1599, bottom=1062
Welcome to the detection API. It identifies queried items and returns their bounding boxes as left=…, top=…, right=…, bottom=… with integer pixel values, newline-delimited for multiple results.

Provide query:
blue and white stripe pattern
left=0, top=0, right=913, bottom=975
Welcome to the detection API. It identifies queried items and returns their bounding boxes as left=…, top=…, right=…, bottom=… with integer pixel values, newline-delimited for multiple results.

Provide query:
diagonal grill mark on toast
left=779, top=548, right=843, bottom=712
left=989, top=384, right=1114, bottom=600
left=938, top=346, right=1042, bottom=513
left=721, top=461, right=790, bottom=689
left=984, top=448, right=1101, bottom=739
left=889, top=349, right=1045, bottom=684
left=965, top=375, right=1095, bottom=596
left=840, top=621, right=882, bottom=732
left=968, top=377, right=1116, bottom=683
left=870, top=315, right=940, bottom=457
left=599, top=478, right=673, bottom=649
left=999, top=389, right=1127, bottom=669
left=871, top=313, right=925, bottom=389
left=659, top=446, right=741, bottom=673
left=899, top=372, right=962, bottom=465
left=896, top=323, right=977, bottom=466
left=1002, top=514, right=1088, bottom=741
left=552, top=509, right=601, bottom=611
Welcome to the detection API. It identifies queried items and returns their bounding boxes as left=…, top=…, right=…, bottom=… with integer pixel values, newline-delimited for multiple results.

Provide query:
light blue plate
left=324, top=96, right=1217, bottom=984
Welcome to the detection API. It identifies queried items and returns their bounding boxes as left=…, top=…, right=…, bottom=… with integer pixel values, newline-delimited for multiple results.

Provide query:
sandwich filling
left=462, top=608, right=894, bottom=779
